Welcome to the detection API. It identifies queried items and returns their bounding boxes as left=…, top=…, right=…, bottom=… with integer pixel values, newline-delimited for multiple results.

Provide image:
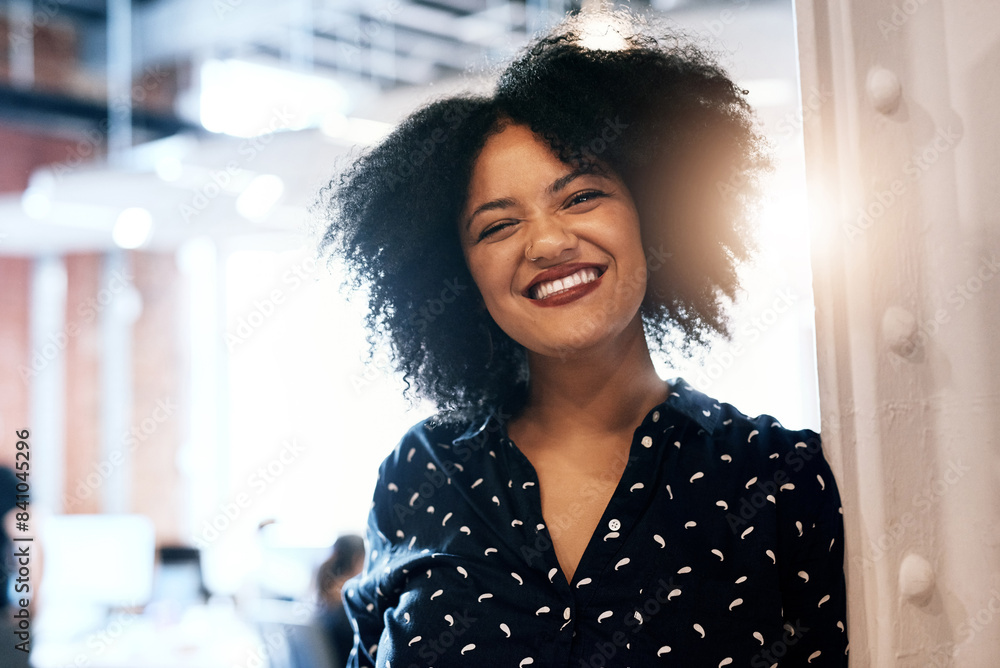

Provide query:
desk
left=31, top=603, right=264, bottom=668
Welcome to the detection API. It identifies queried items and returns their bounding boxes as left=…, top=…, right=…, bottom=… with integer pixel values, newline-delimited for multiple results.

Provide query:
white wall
left=795, top=0, right=1000, bottom=664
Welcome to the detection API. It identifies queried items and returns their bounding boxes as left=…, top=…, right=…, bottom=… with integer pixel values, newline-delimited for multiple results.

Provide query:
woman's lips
left=530, top=266, right=601, bottom=300
left=525, top=265, right=606, bottom=307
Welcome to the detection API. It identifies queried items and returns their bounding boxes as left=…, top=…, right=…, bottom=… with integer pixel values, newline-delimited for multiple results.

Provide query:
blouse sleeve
left=773, top=429, right=849, bottom=666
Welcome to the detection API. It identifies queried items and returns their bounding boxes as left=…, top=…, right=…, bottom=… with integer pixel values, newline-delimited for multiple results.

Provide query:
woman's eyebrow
left=548, top=168, right=588, bottom=195
left=465, top=197, right=517, bottom=230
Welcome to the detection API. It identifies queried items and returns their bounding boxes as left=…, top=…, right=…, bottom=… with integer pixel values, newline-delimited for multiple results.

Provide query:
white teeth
left=532, top=268, right=599, bottom=300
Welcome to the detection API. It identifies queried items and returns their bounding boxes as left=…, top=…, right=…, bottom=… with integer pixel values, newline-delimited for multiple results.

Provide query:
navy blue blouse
left=345, top=380, right=848, bottom=667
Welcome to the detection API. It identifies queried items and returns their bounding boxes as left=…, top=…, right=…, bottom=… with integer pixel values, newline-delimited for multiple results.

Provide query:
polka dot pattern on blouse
left=344, top=379, right=848, bottom=667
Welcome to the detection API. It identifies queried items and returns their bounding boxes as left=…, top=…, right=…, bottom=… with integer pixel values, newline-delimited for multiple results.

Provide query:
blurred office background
left=0, top=0, right=820, bottom=665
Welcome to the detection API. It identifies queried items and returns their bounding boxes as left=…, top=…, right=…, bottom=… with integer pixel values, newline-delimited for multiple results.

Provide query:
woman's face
left=460, top=123, right=648, bottom=359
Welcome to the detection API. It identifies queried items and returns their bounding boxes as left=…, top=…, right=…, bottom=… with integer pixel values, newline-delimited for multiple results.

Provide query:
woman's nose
left=524, top=215, right=579, bottom=263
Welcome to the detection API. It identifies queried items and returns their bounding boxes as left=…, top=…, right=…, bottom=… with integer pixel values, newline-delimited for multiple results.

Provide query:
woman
left=321, top=12, right=847, bottom=667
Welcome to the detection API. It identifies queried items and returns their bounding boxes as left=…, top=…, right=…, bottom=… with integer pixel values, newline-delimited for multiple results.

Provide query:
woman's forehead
left=469, top=124, right=613, bottom=191
left=475, top=123, right=556, bottom=166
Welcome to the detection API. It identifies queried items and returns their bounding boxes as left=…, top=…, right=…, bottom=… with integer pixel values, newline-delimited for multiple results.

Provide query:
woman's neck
left=518, top=319, right=668, bottom=437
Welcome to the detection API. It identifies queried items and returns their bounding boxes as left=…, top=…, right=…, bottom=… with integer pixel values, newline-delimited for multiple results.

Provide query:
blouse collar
left=451, top=377, right=721, bottom=446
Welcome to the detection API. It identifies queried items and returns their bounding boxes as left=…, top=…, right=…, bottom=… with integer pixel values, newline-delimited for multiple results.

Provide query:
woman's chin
left=513, top=310, right=647, bottom=362
left=525, top=333, right=625, bottom=362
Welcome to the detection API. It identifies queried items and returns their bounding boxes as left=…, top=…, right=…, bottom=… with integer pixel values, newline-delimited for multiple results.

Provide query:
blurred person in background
left=316, top=534, right=365, bottom=666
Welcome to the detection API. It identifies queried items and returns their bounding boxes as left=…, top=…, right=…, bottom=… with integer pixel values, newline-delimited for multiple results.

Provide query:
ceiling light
left=320, top=115, right=393, bottom=146
left=21, top=170, right=56, bottom=219
left=236, top=175, right=285, bottom=222
left=113, top=207, right=154, bottom=249
left=21, top=187, right=52, bottom=220
left=200, top=59, right=349, bottom=138
left=155, top=156, right=184, bottom=182
left=577, top=13, right=630, bottom=51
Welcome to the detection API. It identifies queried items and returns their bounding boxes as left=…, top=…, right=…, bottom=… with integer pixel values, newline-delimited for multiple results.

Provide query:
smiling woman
left=319, top=9, right=847, bottom=668
left=461, top=124, right=648, bottom=362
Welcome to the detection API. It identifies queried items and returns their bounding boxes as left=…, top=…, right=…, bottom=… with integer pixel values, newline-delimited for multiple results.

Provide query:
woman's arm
left=773, top=430, right=849, bottom=666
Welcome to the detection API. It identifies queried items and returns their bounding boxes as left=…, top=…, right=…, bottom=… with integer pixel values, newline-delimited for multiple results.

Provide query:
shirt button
left=608, top=519, right=621, bottom=531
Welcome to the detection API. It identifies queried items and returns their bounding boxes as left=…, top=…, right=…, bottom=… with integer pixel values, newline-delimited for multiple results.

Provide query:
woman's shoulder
left=719, top=402, right=821, bottom=452
left=669, top=378, right=817, bottom=429
left=668, top=379, right=824, bottom=466
left=375, top=409, right=500, bottom=481
left=368, top=410, right=502, bottom=536
left=686, top=393, right=837, bottom=512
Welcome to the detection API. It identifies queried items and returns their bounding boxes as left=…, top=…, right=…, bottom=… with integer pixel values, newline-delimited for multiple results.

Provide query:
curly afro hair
left=319, top=11, right=770, bottom=422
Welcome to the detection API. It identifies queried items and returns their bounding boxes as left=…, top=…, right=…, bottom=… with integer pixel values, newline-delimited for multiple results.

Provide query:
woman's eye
left=478, top=220, right=517, bottom=242
left=567, top=190, right=608, bottom=207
